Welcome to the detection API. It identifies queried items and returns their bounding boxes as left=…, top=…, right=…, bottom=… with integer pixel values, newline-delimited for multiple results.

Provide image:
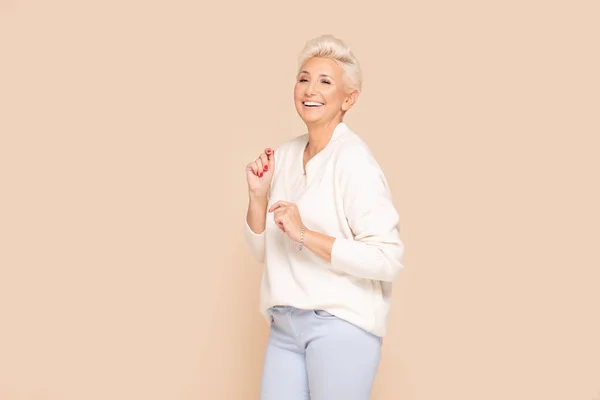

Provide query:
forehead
left=298, top=57, right=342, bottom=77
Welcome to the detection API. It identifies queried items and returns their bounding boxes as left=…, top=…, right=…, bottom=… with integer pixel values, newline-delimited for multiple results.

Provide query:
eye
left=321, top=80, right=331, bottom=85
left=299, top=77, right=308, bottom=82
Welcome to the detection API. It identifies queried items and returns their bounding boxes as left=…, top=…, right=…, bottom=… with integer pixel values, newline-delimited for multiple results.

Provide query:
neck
left=306, top=118, right=343, bottom=156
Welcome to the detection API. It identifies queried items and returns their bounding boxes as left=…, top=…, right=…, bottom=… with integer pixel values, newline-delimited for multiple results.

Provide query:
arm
left=244, top=147, right=276, bottom=263
left=244, top=194, right=268, bottom=263
left=327, top=147, right=405, bottom=282
left=302, top=229, right=335, bottom=262
left=269, top=147, right=404, bottom=281
left=247, top=193, right=268, bottom=234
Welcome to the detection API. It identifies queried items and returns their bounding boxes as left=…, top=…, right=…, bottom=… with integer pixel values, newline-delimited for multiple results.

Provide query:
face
left=294, top=57, right=358, bottom=127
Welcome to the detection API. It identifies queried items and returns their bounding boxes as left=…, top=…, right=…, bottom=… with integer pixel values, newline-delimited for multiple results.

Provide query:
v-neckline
left=300, top=122, right=348, bottom=177
left=302, top=143, right=312, bottom=175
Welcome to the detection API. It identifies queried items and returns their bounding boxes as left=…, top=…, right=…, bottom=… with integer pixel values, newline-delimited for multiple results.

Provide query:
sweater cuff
left=244, top=220, right=265, bottom=263
left=330, top=237, right=402, bottom=282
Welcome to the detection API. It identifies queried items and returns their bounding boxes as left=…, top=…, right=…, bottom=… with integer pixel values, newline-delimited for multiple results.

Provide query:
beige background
left=1, top=1, right=599, bottom=399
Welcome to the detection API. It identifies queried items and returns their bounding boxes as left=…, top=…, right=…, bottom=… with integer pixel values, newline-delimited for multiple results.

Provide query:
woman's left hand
left=268, top=200, right=304, bottom=242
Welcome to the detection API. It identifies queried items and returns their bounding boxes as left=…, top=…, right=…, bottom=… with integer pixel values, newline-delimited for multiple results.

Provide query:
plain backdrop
left=1, top=1, right=599, bottom=399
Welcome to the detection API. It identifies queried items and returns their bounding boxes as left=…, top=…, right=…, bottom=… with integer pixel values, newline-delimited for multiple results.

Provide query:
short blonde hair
left=298, top=34, right=363, bottom=93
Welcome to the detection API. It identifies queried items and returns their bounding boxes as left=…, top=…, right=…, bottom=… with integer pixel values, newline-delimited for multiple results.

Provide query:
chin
left=296, top=107, right=325, bottom=124
left=297, top=113, right=322, bottom=125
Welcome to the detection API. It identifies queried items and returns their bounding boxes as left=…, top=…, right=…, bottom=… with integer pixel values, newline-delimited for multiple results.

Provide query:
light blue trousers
left=260, top=305, right=382, bottom=400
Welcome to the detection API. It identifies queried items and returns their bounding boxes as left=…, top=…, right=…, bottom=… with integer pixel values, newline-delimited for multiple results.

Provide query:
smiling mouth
left=303, top=101, right=324, bottom=107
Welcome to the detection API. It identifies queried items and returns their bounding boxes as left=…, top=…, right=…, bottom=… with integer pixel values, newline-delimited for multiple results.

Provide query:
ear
left=341, top=90, right=359, bottom=112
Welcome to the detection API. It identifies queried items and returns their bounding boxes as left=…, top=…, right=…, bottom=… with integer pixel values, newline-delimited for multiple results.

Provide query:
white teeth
left=303, top=101, right=323, bottom=107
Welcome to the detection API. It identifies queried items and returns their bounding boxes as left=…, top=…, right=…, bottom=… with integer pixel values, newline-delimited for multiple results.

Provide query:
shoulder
left=271, top=133, right=306, bottom=172
left=334, top=128, right=381, bottom=171
left=275, top=133, right=307, bottom=154
left=334, top=126, right=393, bottom=195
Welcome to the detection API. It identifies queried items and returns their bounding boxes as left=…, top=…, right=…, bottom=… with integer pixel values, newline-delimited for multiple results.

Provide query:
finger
left=273, top=216, right=283, bottom=230
left=255, top=157, right=264, bottom=177
left=268, top=202, right=279, bottom=212
left=265, top=148, right=274, bottom=160
left=268, top=200, right=295, bottom=212
left=267, top=149, right=275, bottom=170
left=273, top=208, right=285, bottom=219
left=273, top=213, right=286, bottom=230
left=259, top=153, right=269, bottom=172
left=277, top=222, right=286, bottom=233
left=247, top=160, right=259, bottom=176
left=265, top=148, right=276, bottom=171
left=268, top=201, right=285, bottom=212
left=273, top=200, right=293, bottom=209
left=252, top=160, right=263, bottom=177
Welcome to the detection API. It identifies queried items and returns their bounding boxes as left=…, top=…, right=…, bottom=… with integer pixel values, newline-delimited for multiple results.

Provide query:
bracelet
left=298, top=225, right=306, bottom=251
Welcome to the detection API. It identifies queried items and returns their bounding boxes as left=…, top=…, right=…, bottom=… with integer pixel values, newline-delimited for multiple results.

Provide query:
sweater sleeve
left=244, top=219, right=266, bottom=263
left=329, top=146, right=405, bottom=282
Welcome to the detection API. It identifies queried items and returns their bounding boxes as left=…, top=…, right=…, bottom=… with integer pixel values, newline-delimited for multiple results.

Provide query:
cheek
left=323, top=88, right=345, bottom=107
left=293, top=84, right=303, bottom=100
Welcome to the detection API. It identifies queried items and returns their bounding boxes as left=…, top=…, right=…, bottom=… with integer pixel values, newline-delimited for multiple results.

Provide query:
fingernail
left=263, top=165, right=269, bottom=171
left=259, top=172, right=263, bottom=177
left=266, top=149, right=272, bottom=155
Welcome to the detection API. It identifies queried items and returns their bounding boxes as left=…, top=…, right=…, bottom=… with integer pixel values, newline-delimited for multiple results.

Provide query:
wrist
left=298, top=224, right=307, bottom=250
left=248, top=192, right=268, bottom=204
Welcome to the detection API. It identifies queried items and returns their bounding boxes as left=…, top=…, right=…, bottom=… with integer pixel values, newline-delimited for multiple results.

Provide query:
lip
left=302, top=100, right=325, bottom=107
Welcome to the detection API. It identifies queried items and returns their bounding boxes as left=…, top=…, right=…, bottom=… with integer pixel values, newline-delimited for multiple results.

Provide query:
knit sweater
left=244, top=122, right=404, bottom=337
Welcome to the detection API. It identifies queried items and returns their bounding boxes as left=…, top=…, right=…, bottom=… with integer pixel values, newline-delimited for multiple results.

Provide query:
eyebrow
left=298, top=71, right=334, bottom=79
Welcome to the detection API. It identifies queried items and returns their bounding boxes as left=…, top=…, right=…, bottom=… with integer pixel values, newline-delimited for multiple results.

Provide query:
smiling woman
left=243, top=34, right=405, bottom=400
left=293, top=36, right=361, bottom=138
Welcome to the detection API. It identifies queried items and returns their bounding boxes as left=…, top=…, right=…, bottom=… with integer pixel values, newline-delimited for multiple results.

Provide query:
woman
left=244, top=34, right=405, bottom=400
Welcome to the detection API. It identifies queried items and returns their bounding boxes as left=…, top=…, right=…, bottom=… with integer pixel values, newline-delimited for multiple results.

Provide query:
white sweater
left=244, top=122, right=404, bottom=337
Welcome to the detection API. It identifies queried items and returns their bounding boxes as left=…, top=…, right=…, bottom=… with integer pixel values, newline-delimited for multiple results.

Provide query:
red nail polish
left=259, top=172, right=263, bottom=177
left=266, top=149, right=272, bottom=155
left=263, top=165, right=269, bottom=171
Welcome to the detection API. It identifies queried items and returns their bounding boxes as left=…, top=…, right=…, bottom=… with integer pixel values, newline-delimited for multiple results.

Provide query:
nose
left=304, top=81, right=317, bottom=97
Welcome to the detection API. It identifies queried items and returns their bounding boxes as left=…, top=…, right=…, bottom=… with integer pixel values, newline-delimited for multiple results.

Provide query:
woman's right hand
left=246, top=148, right=275, bottom=199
